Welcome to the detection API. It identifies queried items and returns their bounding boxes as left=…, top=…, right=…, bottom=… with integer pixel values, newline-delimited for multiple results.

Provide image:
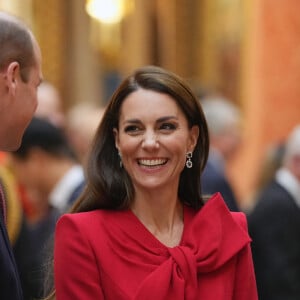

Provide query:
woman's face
left=114, top=88, right=199, bottom=192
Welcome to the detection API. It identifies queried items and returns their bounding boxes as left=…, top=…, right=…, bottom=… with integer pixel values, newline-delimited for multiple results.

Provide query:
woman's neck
left=131, top=189, right=184, bottom=247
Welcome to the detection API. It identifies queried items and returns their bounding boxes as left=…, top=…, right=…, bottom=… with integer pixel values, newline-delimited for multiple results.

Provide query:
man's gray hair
left=0, top=11, right=35, bottom=82
left=201, top=97, right=241, bottom=136
left=284, top=125, right=300, bottom=162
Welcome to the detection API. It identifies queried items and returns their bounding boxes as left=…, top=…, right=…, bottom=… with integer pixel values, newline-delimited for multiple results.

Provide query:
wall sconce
left=85, top=0, right=133, bottom=24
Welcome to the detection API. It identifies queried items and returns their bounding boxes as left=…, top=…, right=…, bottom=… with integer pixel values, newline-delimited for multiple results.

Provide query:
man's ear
left=5, top=62, right=20, bottom=95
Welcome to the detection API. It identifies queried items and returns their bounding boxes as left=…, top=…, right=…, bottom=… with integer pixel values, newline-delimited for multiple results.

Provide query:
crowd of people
left=0, top=9, right=299, bottom=300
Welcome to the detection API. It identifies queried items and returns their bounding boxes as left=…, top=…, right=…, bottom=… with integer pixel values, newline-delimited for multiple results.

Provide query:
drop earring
left=186, top=152, right=193, bottom=168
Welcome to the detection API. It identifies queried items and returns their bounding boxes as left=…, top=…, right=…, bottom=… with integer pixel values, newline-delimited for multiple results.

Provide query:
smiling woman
left=50, top=65, right=258, bottom=300
left=113, top=89, right=199, bottom=198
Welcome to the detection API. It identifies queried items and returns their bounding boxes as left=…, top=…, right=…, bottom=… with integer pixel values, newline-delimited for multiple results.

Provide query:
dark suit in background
left=248, top=124, right=300, bottom=300
left=248, top=180, right=300, bottom=300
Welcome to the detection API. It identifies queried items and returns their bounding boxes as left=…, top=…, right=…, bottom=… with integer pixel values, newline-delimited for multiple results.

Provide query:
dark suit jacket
left=13, top=208, right=60, bottom=300
left=201, top=159, right=239, bottom=211
left=248, top=180, right=300, bottom=300
left=0, top=215, right=23, bottom=299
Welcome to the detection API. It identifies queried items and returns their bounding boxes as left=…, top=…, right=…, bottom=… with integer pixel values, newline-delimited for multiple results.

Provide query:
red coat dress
left=54, top=193, right=258, bottom=299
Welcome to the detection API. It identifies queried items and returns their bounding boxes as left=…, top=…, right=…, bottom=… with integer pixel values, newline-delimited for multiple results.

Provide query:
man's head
left=283, top=125, right=300, bottom=181
left=0, top=12, right=43, bottom=151
left=201, top=96, right=242, bottom=160
left=35, top=81, right=66, bottom=128
left=9, top=117, right=77, bottom=194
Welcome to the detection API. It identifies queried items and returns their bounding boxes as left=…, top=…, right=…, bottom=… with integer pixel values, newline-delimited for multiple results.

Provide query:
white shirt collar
left=275, top=167, right=300, bottom=208
left=49, top=165, right=84, bottom=211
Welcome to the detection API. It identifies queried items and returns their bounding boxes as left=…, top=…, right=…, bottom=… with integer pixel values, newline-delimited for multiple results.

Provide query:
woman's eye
left=124, top=125, right=141, bottom=134
left=160, top=123, right=176, bottom=131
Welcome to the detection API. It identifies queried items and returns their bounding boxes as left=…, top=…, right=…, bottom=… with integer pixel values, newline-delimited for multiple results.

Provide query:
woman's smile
left=137, top=158, right=168, bottom=167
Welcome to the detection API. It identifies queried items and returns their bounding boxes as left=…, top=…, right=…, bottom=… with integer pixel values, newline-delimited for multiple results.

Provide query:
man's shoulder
left=0, top=217, right=23, bottom=299
left=256, top=180, right=294, bottom=206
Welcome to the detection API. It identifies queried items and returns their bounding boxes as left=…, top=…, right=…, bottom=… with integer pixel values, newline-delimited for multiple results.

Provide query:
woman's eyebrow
left=157, top=116, right=178, bottom=123
left=122, top=118, right=141, bottom=125
left=122, top=115, right=178, bottom=125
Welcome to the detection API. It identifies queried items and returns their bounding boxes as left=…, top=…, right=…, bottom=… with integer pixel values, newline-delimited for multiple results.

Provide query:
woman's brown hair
left=72, top=65, right=209, bottom=213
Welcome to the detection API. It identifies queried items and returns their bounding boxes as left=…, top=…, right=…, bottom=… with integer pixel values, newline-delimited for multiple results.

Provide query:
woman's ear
left=113, top=128, right=120, bottom=151
left=189, top=125, right=199, bottom=152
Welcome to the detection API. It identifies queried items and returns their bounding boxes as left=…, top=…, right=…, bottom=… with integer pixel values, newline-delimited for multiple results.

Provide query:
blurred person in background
left=9, top=117, right=85, bottom=299
left=10, top=117, right=84, bottom=218
left=253, top=142, right=285, bottom=201
left=200, top=96, right=242, bottom=211
left=248, top=125, right=300, bottom=300
left=35, top=80, right=66, bottom=129
left=0, top=11, right=42, bottom=299
left=18, top=80, right=66, bottom=221
left=66, top=103, right=105, bottom=165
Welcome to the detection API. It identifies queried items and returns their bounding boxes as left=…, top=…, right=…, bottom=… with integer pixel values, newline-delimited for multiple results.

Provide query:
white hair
left=284, top=125, right=300, bottom=162
left=201, top=97, right=241, bottom=136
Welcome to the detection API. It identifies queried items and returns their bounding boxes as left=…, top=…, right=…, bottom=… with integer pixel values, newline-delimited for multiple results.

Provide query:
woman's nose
left=141, top=131, right=159, bottom=149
